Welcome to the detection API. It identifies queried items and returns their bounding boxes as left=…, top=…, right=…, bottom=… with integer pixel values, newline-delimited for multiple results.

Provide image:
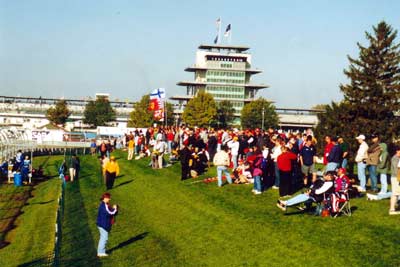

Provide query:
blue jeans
left=253, top=175, right=262, bottom=192
left=231, top=154, right=238, bottom=170
left=286, top=193, right=310, bottom=206
left=97, top=227, right=109, bottom=254
left=326, top=162, right=339, bottom=172
left=341, top=158, right=348, bottom=169
left=357, top=162, right=367, bottom=191
left=379, top=173, right=388, bottom=193
left=274, top=162, right=280, bottom=187
left=217, top=166, right=232, bottom=187
left=368, top=165, right=378, bottom=190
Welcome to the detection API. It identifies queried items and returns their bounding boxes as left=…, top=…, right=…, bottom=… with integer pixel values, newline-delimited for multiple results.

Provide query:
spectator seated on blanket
left=233, top=159, right=252, bottom=184
left=276, top=171, right=335, bottom=212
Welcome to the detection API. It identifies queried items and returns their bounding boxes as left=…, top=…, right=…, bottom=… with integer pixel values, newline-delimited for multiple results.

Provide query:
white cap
left=356, top=134, right=365, bottom=140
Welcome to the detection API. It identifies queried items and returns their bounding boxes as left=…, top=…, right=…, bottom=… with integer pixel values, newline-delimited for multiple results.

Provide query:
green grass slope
left=0, top=155, right=62, bottom=266
left=60, top=151, right=400, bottom=267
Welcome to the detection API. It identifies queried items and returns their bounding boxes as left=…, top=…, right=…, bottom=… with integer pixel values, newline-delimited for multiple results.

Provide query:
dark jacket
left=327, top=144, right=342, bottom=163
left=97, top=202, right=117, bottom=232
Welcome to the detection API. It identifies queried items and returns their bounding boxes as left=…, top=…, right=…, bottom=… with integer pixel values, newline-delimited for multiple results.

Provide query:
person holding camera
left=97, top=192, right=118, bottom=257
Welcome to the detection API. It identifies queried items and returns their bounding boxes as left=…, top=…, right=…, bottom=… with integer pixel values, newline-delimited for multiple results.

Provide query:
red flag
left=148, top=98, right=159, bottom=111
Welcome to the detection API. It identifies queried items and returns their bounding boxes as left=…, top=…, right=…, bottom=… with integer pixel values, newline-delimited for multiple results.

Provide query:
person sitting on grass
left=276, top=171, right=335, bottom=213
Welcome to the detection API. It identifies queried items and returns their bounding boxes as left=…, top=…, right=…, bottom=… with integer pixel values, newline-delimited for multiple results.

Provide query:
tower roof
left=198, top=44, right=250, bottom=52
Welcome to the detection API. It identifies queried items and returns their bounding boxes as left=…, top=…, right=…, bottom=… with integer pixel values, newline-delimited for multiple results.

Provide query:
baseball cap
left=356, top=134, right=365, bottom=140
left=338, top=168, right=346, bottom=174
left=371, top=133, right=379, bottom=139
left=101, top=192, right=111, bottom=200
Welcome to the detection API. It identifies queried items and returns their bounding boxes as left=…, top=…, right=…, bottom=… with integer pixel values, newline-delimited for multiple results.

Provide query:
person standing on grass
left=299, top=135, right=317, bottom=188
left=180, top=144, right=191, bottom=180
left=366, top=134, right=381, bottom=192
left=326, top=136, right=342, bottom=172
left=323, top=135, right=334, bottom=170
left=97, top=192, right=118, bottom=257
left=103, top=156, right=120, bottom=190
left=377, top=142, right=389, bottom=195
left=389, top=146, right=400, bottom=215
left=338, top=137, right=349, bottom=168
left=355, top=134, right=368, bottom=192
left=127, top=137, right=134, bottom=160
left=277, top=145, right=298, bottom=198
left=213, top=145, right=232, bottom=187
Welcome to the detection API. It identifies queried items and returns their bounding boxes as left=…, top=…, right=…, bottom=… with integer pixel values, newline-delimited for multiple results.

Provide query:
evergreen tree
left=316, top=21, right=400, bottom=147
left=46, top=99, right=71, bottom=126
left=216, top=100, right=235, bottom=128
left=83, top=96, right=116, bottom=127
left=240, top=98, right=279, bottom=129
left=182, top=90, right=217, bottom=127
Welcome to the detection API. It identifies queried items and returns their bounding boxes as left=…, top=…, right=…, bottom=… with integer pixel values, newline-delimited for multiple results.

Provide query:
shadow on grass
left=59, top=179, right=101, bottom=267
left=18, top=252, right=53, bottom=267
left=113, top=179, right=134, bottom=189
left=29, top=200, right=55, bottom=205
left=107, top=232, right=148, bottom=254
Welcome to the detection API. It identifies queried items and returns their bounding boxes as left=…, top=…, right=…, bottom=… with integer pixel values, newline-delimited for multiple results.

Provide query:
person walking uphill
left=97, top=192, right=118, bottom=257
left=103, top=156, right=120, bottom=190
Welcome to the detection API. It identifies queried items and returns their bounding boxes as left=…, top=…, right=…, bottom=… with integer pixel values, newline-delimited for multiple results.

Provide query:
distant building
left=0, top=94, right=133, bottom=129
left=171, top=44, right=268, bottom=124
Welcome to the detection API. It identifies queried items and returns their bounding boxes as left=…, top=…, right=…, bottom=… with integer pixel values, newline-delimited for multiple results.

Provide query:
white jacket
left=227, top=140, right=239, bottom=156
left=355, top=141, right=369, bottom=163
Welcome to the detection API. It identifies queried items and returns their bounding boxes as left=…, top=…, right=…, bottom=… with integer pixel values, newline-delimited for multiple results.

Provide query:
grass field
left=54, top=151, right=400, bottom=267
left=0, top=155, right=62, bottom=266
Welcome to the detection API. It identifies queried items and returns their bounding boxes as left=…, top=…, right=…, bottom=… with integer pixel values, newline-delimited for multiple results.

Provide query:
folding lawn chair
left=332, top=190, right=351, bottom=218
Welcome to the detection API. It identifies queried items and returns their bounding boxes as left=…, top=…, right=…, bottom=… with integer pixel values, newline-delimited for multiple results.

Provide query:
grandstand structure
left=0, top=94, right=321, bottom=130
left=0, top=94, right=134, bottom=129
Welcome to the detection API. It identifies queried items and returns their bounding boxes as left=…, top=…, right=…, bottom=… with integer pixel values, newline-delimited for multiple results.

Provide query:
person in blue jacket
left=96, top=192, right=118, bottom=257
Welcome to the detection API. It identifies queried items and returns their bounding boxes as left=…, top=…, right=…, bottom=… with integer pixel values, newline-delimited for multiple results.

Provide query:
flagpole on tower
left=218, top=18, right=222, bottom=44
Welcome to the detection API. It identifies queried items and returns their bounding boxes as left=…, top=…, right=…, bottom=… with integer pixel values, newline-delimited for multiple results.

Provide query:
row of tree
left=127, top=92, right=279, bottom=129
left=46, top=96, right=116, bottom=127
left=46, top=92, right=279, bottom=129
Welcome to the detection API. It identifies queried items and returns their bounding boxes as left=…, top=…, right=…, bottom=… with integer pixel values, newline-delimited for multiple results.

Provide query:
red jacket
left=277, top=151, right=297, bottom=172
left=323, top=143, right=334, bottom=165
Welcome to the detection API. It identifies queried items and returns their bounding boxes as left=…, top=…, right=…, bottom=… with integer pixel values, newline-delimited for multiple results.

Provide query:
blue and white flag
left=150, top=88, right=166, bottom=100
left=224, top=24, right=231, bottom=37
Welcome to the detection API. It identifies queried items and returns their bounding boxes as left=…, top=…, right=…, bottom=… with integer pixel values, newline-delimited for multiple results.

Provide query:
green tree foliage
left=128, top=95, right=174, bottom=128
left=128, top=95, right=154, bottom=128
left=315, top=21, right=400, bottom=148
left=46, top=100, right=71, bottom=126
left=165, top=101, right=175, bottom=126
left=216, top=100, right=235, bottom=128
left=182, top=90, right=217, bottom=127
left=240, top=98, right=279, bottom=129
left=83, top=96, right=116, bottom=127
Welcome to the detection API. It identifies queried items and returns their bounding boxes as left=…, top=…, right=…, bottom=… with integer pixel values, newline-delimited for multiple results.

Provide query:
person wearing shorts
left=299, top=135, right=317, bottom=187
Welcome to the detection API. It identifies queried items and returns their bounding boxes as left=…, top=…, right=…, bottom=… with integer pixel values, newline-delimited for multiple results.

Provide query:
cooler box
left=14, top=173, right=22, bottom=186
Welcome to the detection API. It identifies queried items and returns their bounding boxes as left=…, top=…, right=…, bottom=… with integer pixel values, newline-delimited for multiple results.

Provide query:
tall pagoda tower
left=172, top=44, right=268, bottom=124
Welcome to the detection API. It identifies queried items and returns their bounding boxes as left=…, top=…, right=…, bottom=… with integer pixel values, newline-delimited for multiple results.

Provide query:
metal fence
left=0, top=127, right=88, bottom=266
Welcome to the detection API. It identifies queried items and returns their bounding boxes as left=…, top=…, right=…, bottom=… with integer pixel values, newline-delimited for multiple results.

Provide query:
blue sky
left=1, top=0, right=399, bottom=108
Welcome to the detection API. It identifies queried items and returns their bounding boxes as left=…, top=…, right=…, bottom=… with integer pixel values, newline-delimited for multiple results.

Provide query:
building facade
left=172, top=44, right=268, bottom=124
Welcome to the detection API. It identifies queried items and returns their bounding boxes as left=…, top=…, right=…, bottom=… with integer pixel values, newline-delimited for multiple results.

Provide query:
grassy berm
left=2, top=152, right=400, bottom=266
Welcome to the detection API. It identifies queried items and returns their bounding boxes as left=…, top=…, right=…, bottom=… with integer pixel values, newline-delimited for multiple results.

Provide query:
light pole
left=261, top=106, right=265, bottom=130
